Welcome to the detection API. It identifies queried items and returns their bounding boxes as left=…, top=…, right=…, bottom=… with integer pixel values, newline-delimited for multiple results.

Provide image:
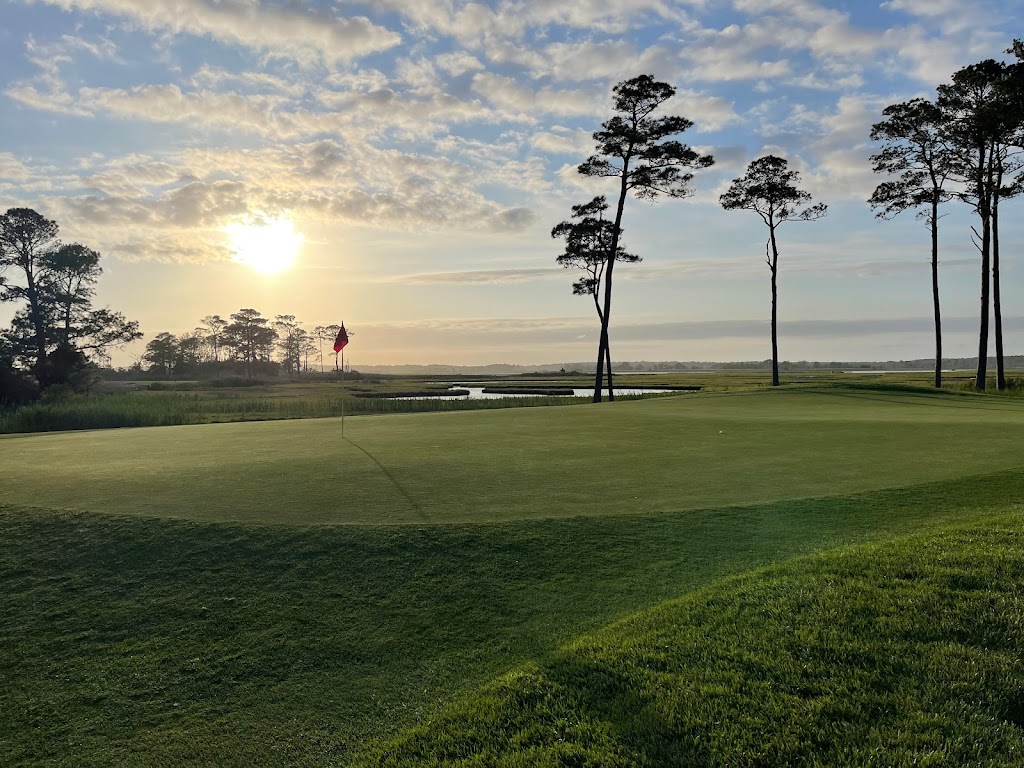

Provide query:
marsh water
left=392, top=386, right=687, bottom=400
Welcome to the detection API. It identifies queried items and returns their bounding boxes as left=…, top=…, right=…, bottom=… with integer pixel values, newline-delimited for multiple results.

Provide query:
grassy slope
left=1, top=388, right=1023, bottom=525
left=2, top=387, right=1023, bottom=765
left=4, top=476, right=1024, bottom=765
left=360, top=519, right=1024, bottom=767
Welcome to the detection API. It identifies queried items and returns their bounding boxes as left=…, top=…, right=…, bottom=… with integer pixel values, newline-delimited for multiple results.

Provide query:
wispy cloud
left=26, top=0, right=401, bottom=65
left=388, top=268, right=563, bottom=285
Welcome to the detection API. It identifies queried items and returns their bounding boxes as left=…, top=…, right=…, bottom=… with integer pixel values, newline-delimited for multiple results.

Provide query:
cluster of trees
left=142, top=311, right=345, bottom=379
left=0, top=208, right=140, bottom=405
left=870, top=41, right=1024, bottom=390
left=557, top=41, right=1024, bottom=400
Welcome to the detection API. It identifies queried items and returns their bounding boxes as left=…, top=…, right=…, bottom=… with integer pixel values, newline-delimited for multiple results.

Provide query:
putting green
left=2, top=387, right=1023, bottom=525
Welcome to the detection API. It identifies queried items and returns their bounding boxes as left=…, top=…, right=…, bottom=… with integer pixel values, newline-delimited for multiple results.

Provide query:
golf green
left=1, top=388, right=1022, bottom=525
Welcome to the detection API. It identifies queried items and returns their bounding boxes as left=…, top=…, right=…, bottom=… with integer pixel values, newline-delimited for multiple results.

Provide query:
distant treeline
left=356, top=357, right=1024, bottom=376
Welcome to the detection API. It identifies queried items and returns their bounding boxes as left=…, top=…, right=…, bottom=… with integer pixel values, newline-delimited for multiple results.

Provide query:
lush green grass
left=2, top=472, right=1023, bottom=767
left=361, top=518, right=1024, bottom=767
left=7, top=369, right=1012, bottom=435
left=2, top=388, right=1024, bottom=524
left=3, top=387, right=1024, bottom=765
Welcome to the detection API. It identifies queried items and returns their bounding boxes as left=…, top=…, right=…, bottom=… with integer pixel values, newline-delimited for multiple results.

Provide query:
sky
left=0, top=0, right=1022, bottom=367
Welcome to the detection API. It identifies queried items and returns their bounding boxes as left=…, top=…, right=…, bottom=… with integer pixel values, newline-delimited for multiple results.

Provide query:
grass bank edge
left=1, top=378, right=1014, bottom=435
left=2, top=463, right=1023, bottom=530
left=4, top=473, right=1023, bottom=767
left=355, top=513, right=1024, bottom=767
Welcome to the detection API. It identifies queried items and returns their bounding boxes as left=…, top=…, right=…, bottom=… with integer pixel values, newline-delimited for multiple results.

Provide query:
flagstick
left=341, top=344, right=346, bottom=437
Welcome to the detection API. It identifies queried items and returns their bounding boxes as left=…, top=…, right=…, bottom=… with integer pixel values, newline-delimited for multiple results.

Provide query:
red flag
left=333, top=324, right=349, bottom=353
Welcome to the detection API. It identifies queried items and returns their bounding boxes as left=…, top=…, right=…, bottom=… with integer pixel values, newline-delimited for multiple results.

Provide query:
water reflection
left=391, top=386, right=687, bottom=401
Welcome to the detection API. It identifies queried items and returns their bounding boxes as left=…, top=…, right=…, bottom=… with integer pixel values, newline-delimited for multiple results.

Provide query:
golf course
left=3, top=385, right=1024, bottom=765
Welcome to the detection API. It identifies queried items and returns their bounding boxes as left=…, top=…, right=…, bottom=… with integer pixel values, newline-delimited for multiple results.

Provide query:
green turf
left=3, top=387, right=1024, bottom=765
left=2, top=471, right=1023, bottom=766
left=2, top=388, right=1024, bottom=525
left=360, top=519, right=1024, bottom=767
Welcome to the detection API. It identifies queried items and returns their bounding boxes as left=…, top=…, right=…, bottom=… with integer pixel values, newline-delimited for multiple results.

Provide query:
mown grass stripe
left=2, top=467, right=1023, bottom=766
left=358, top=519, right=1024, bottom=767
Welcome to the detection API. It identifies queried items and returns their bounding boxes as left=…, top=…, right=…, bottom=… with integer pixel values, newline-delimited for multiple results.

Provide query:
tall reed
left=0, top=391, right=672, bottom=434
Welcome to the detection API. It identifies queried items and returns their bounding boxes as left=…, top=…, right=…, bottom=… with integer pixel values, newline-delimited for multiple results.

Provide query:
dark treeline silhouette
left=0, top=208, right=140, bottom=406
left=561, top=75, right=713, bottom=403
left=869, top=43, right=1024, bottom=391
left=720, top=156, right=827, bottom=386
left=352, top=357, right=1024, bottom=376
left=563, top=45, right=1023, bottom=394
left=140, top=311, right=344, bottom=380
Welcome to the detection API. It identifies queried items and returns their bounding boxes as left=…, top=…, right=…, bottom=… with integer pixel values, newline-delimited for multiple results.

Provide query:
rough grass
left=359, top=519, right=1024, bottom=767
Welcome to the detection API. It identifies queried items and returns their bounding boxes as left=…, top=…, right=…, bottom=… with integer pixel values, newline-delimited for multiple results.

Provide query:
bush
left=203, top=376, right=268, bottom=388
left=0, top=365, right=38, bottom=408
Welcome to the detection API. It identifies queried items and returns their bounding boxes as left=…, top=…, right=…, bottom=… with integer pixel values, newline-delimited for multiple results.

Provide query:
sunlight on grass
left=360, top=519, right=1024, bottom=766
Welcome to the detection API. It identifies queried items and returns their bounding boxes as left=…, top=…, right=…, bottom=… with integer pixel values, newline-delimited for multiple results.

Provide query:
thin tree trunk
left=976, top=145, right=993, bottom=392
left=62, top=280, right=74, bottom=348
left=975, top=213, right=991, bottom=391
left=592, top=296, right=613, bottom=402
left=596, top=154, right=632, bottom=404
left=593, top=329, right=607, bottom=403
left=993, top=182, right=1005, bottom=390
left=605, top=338, right=614, bottom=401
left=769, top=225, right=780, bottom=387
left=24, top=271, right=48, bottom=385
left=930, top=200, right=942, bottom=389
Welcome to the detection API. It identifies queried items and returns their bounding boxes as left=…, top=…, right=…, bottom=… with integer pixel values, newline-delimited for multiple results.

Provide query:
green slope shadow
left=2, top=468, right=1024, bottom=766
left=359, top=519, right=1024, bottom=767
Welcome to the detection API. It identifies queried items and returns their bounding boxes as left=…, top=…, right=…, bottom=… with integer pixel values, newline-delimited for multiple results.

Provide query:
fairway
left=1, top=388, right=1023, bottom=525
left=4, top=386, right=1024, bottom=766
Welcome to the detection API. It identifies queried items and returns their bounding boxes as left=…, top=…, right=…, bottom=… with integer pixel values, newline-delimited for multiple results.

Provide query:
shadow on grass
left=2, top=468, right=1023, bottom=766
left=365, top=521, right=1024, bottom=766
left=345, top=436, right=428, bottom=521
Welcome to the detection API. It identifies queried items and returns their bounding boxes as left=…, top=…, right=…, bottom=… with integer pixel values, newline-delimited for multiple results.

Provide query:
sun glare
left=225, top=216, right=304, bottom=274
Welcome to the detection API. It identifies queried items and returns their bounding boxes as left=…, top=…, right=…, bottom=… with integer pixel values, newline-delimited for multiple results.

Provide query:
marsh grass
left=0, top=390, right=665, bottom=434
left=4, top=368, right=1015, bottom=434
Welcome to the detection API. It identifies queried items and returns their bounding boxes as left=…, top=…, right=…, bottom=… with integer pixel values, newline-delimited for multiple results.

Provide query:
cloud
left=23, top=137, right=538, bottom=264
left=352, top=314, right=1024, bottom=351
left=434, top=51, right=485, bottom=76
left=388, top=267, right=563, bottom=285
left=79, top=84, right=318, bottom=137
left=366, top=0, right=699, bottom=45
left=672, top=90, right=741, bottom=132
left=530, top=127, right=595, bottom=156
left=0, top=153, right=34, bottom=181
left=26, top=0, right=401, bottom=65
left=471, top=73, right=601, bottom=120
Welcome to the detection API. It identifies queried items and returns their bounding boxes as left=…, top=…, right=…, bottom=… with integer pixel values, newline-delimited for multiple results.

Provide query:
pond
left=390, top=386, right=690, bottom=401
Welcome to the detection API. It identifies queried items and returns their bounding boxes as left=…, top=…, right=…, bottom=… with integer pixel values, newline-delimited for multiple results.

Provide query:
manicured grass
left=1, top=388, right=1024, bottom=524
left=360, top=518, right=1024, bottom=767
left=2, top=472, right=1023, bottom=767
left=4, top=387, right=1024, bottom=765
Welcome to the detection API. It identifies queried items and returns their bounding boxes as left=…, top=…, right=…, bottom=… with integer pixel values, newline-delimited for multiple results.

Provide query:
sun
left=225, top=216, right=304, bottom=274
